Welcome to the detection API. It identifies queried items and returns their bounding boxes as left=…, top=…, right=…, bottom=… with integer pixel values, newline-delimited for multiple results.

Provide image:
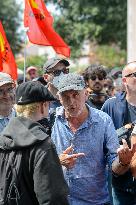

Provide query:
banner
left=24, top=0, right=70, bottom=57
left=0, top=21, right=17, bottom=80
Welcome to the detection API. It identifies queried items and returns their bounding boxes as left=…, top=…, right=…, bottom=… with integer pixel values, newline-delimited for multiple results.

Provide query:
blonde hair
left=15, top=102, right=41, bottom=118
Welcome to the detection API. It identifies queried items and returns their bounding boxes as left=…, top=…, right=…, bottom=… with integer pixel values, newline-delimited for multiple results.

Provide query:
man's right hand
left=59, top=145, right=85, bottom=169
left=117, top=139, right=136, bottom=166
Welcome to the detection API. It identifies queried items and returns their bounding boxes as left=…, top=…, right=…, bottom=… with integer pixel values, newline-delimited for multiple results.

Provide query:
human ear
left=122, top=77, right=126, bottom=84
left=85, top=89, right=89, bottom=101
left=39, top=102, right=45, bottom=114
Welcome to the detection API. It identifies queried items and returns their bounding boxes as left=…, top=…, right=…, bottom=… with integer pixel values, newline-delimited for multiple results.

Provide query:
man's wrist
left=119, top=161, right=130, bottom=166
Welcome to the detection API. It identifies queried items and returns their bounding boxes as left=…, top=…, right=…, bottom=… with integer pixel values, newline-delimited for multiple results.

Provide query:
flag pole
left=23, top=28, right=28, bottom=82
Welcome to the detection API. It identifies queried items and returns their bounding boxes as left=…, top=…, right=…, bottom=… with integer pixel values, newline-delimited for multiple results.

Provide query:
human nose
left=69, top=97, right=75, bottom=105
left=95, top=77, right=100, bottom=82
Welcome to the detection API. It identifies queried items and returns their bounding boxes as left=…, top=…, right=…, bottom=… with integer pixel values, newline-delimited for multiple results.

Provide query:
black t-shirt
left=87, top=93, right=109, bottom=110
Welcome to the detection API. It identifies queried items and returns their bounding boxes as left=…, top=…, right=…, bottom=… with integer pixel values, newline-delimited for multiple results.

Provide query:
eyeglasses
left=90, top=75, right=105, bottom=81
left=47, top=68, right=69, bottom=76
left=0, top=87, right=14, bottom=97
left=125, top=72, right=136, bottom=78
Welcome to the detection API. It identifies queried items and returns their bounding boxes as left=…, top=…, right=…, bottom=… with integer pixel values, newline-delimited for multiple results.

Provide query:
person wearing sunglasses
left=82, top=64, right=108, bottom=110
left=102, top=61, right=136, bottom=205
left=43, top=57, right=70, bottom=95
left=43, top=57, right=70, bottom=127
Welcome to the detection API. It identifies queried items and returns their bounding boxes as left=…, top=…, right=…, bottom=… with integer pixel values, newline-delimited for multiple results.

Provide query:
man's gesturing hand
left=59, top=145, right=85, bottom=169
left=117, top=139, right=136, bottom=166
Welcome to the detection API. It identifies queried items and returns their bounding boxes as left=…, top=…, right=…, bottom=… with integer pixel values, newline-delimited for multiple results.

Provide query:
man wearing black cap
left=0, top=81, right=69, bottom=205
left=43, top=57, right=70, bottom=127
left=43, top=57, right=70, bottom=96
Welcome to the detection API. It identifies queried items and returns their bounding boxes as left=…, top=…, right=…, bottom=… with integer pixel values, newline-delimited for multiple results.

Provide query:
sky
left=16, top=0, right=57, bottom=16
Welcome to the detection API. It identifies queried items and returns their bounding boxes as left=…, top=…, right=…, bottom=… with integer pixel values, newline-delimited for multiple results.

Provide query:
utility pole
left=127, top=0, right=136, bottom=62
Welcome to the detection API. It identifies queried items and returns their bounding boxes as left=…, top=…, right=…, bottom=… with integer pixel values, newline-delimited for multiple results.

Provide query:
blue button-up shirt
left=0, top=108, right=16, bottom=133
left=52, top=105, right=119, bottom=205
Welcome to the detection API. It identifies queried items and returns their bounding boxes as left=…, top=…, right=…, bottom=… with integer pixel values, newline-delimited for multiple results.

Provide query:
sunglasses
left=125, top=72, right=136, bottom=78
left=47, top=68, right=69, bottom=76
left=90, top=75, right=105, bottom=81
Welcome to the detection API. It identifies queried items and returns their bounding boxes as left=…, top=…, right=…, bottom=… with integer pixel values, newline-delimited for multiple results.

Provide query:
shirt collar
left=56, top=104, right=99, bottom=124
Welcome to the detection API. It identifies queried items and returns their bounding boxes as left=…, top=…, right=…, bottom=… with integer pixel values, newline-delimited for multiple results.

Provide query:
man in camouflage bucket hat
left=51, top=73, right=126, bottom=205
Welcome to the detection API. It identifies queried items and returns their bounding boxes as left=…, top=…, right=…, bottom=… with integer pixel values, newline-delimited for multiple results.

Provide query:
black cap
left=43, top=57, right=70, bottom=72
left=16, top=81, right=55, bottom=105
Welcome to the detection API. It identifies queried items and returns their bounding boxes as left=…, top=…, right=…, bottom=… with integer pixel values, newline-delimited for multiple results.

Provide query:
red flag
left=0, top=21, right=17, bottom=80
left=24, top=0, right=70, bottom=57
left=0, top=51, right=2, bottom=70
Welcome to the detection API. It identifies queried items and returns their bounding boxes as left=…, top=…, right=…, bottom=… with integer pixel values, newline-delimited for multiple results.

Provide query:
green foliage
left=16, top=46, right=126, bottom=76
left=45, top=0, right=127, bottom=58
left=0, top=0, right=22, bottom=54
left=16, top=55, right=47, bottom=75
left=94, top=45, right=126, bottom=68
left=68, top=45, right=126, bottom=74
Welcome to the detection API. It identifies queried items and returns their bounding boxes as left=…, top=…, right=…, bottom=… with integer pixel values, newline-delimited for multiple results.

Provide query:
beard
left=93, top=83, right=103, bottom=93
left=65, top=105, right=85, bottom=118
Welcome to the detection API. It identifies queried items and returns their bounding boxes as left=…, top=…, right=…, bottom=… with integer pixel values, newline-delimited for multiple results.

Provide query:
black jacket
left=0, top=116, right=69, bottom=205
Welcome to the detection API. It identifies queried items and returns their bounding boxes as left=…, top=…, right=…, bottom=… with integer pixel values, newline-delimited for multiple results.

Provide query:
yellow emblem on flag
left=0, top=32, right=5, bottom=53
left=28, top=0, right=39, bottom=9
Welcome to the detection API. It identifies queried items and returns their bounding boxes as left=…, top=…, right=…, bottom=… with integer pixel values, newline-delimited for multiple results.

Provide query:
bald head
left=122, top=61, right=136, bottom=78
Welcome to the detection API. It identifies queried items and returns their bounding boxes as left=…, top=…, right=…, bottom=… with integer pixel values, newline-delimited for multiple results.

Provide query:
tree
left=16, top=55, right=47, bottom=75
left=45, top=0, right=127, bottom=58
left=0, top=0, right=22, bottom=54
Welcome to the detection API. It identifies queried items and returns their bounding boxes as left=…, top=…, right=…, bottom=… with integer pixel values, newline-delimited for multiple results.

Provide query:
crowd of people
left=0, top=58, right=136, bottom=205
